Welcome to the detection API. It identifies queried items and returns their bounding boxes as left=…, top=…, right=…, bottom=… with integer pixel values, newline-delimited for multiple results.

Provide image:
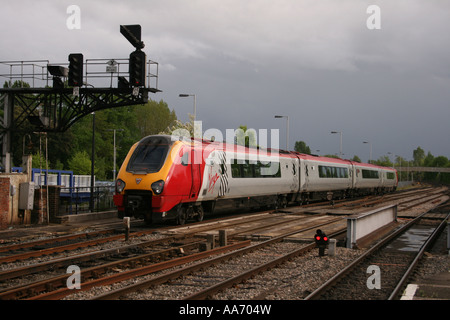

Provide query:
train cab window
left=386, top=172, right=395, bottom=179
left=126, top=136, right=172, bottom=173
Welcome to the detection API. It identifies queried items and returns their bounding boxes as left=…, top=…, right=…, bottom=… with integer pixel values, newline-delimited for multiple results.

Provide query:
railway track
left=90, top=228, right=347, bottom=300
left=0, top=185, right=447, bottom=300
left=304, top=209, right=449, bottom=300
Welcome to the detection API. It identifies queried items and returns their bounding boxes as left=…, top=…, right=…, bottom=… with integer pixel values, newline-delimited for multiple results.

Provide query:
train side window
left=362, top=169, right=379, bottom=179
left=231, top=159, right=240, bottom=178
left=254, top=162, right=262, bottom=177
left=319, top=166, right=325, bottom=178
left=242, top=161, right=253, bottom=178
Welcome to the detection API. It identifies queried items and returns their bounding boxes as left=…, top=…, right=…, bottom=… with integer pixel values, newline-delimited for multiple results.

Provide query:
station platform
left=402, top=270, right=450, bottom=300
left=0, top=210, right=120, bottom=242
left=50, top=210, right=117, bottom=223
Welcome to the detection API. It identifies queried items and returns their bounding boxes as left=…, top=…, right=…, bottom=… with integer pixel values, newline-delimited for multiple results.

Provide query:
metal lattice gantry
left=0, top=57, right=161, bottom=171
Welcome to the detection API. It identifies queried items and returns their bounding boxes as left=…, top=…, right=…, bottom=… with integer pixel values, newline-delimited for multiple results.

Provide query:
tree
left=31, top=152, right=47, bottom=169
left=323, top=154, right=340, bottom=159
left=373, top=156, right=392, bottom=167
left=432, top=156, right=448, bottom=168
left=413, top=147, right=425, bottom=166
left=161, top=114, right=197, bottom=138
left=423, top=152, right=436, bottom=181
left=423, top=152, right=435, bottom=167
left=135, top=99, right=177, bottom=137
left=67, top=151, right=91, bottom=175
left=234, top=125, right=257, bottom=148
left=294, top=141, right=311, bottom=154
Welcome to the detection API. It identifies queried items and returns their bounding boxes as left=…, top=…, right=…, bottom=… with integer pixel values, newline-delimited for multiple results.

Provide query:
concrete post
left=219, top=230, right=228, bottom=247
left=328, top=239, right=337, bottom=256
left=207, top=234, right=215, bottom=249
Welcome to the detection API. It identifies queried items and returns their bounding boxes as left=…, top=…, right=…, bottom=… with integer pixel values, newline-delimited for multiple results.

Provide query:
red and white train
left=113, top=135, right=398, bottom=224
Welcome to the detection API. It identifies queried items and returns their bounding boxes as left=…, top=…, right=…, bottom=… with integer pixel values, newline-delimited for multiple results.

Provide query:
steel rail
left=28, top=240, right=251, bottom=300
left=92, top=222, right=345, bottom=300
left=304, top=208, right=447, bottom=300
left=182, top=243, right=316, bottom=300
left=183, top=230, right=346, bottom=300
left=388, top=212, right=450, bottom=300
left=0, top=227, right=163, bottom=264
left=0, top=229, right=114, bottom=253
left=0, top=241, right=201, bottom=300
left=0, top=234, right=191, bottom=282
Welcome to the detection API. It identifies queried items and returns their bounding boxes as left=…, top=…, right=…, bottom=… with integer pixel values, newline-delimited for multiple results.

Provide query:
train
left=113, top=134, right=398, bottom=224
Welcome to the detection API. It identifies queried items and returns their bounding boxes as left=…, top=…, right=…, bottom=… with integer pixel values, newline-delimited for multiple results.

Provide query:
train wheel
left=281, top=197, right=287, bottom=208
left=195, top=206, right=204, bottom=222
left=144, top=213, right=152, bottom=225
left=276, top=196, right=287, bottom=209
left=177, top=207, right=188, bottom=225
left=274, top=196, right=287, bottom=210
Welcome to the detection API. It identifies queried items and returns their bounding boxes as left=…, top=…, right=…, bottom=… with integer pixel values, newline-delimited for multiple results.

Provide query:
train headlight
left=151, top=180, right=165, bottom=195
left=116, top=179, right=126, bottom=193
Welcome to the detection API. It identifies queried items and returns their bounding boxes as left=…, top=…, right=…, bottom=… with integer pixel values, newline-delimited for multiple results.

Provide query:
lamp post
left=363, top=141, right=372, bottom=163
left=179, top=94, right=196, bottom=121
left=275, top=115, right=289, bottom=150
left=331, top=131, right=343, bottom=158
left=90, top=112, right=95, bottom=212
left=107, top=129, right=124, bottom=181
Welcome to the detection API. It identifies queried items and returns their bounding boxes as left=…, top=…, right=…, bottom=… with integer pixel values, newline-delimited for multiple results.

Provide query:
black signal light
left=129, top=50, right=146, bottom=87
left=68, top=53, right=84, bottom=87
left=314, top=229, right=329, bottom=256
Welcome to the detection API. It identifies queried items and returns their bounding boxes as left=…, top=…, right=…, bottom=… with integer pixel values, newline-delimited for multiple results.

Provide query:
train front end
left=113, top=135, right=181, bottom=224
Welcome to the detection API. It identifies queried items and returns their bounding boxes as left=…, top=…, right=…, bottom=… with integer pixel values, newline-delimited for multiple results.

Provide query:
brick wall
left=48, top=186, right=61, bottom=222
left=32, top=188, right=47, bottom=224
left=31, top=186, right=61, bottom=224
left=0, top=178, right=10, bottom=230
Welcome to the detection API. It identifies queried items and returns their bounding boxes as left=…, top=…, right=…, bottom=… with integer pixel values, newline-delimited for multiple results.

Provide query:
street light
left=331, top=131, right=343, bottom=158
left=107, top=129, right=124, bottom=181
left=179, top=94, right=196, bottom=121
left=275, top=115, right=289, bottom=150
left=90, top=112, right=95, bottom=212
left=363, top=141, right=372, bottom=163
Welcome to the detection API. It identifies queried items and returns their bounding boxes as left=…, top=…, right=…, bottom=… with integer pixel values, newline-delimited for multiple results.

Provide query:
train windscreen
left=126, top=136, right=173, bottom=173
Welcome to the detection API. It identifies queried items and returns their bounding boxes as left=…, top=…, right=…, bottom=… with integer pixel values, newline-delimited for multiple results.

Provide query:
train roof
left=168, top=135, right=397, bottom=172
left=295, top=153, right=396, bottom=171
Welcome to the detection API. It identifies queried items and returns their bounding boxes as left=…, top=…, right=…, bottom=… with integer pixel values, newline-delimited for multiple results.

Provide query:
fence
left=27, top=168, right=116, bottom=215
left=59, top=184, right=115, bottom=215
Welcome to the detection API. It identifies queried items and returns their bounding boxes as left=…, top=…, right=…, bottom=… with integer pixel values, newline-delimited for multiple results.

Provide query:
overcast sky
left=1, top=0, right=449, bottom=162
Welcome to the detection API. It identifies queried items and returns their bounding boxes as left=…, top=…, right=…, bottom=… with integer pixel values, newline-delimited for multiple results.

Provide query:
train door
left=190, top=146, right=202, bottom=199
left=303, top=159, right=310, bottom=191
left=299, top=158, right=306, bottom=191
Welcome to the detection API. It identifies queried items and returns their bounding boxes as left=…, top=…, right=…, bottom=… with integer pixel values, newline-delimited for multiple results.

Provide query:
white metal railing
left=0, top=58, right=159, bottom=90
